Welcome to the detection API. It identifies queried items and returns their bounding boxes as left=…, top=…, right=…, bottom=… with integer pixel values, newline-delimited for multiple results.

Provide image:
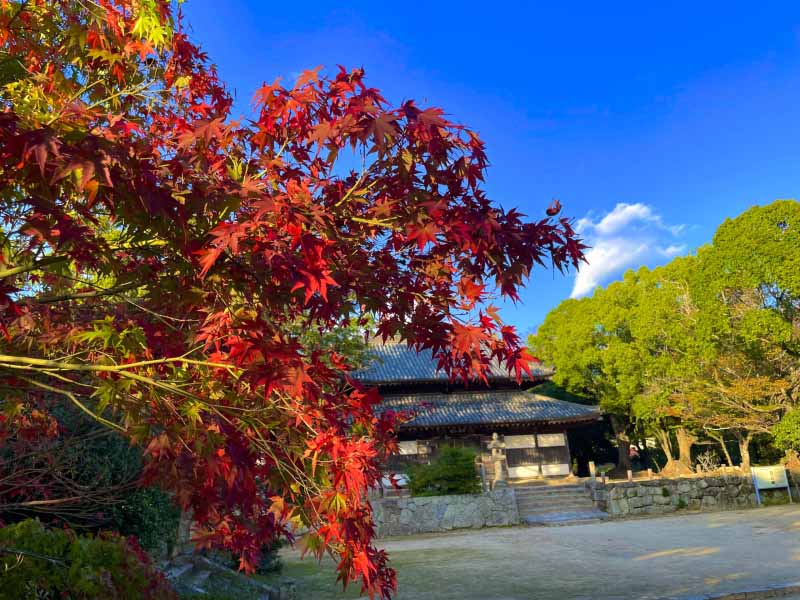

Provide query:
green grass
left=262, top=545, right=493, bottom=599
left=260, top=553, right=367, bottom=599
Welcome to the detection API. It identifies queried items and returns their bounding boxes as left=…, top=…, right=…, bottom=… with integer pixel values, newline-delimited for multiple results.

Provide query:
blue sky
left=183, top=1, right=800, bottom=336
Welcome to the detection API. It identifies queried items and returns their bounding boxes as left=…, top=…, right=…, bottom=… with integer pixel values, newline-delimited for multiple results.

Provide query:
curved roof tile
left=353, top=344, right=553, bottom=386
left=379, top=390, right=600, bottom=429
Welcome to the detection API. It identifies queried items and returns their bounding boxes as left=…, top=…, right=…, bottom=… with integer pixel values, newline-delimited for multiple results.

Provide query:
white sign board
left=504, top=435, right=537, bottom=449
left=752, top=465, right=789, bottom=490
left=537, top=433, right=566, bottom=448
left=751, top=465, right=793, bottom=505
left=381, top=473, right=408, bottom=488
left=397, top=441, right=419, bottom=455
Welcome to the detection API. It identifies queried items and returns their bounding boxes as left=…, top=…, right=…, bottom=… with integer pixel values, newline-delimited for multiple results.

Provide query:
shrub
left=223, top=540, right=283, bottom=574
left=0, top=519, right=177, bottom=600
left=109, top=486, right=181, bottom=556
left=255, top=541, right=283, bottom=574
left=407, top=447, right=481, bottom=496
left=695, top=449, right=720, bottom=473
left=0, top=400, right=180, bottom=557
left=597, top=463, right=615, bottom=475
left=676, top=498, right=688, bottom=510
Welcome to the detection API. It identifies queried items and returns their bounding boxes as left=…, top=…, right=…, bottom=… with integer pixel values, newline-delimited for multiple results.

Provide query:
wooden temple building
left=353, top=342, right=601, bottom=482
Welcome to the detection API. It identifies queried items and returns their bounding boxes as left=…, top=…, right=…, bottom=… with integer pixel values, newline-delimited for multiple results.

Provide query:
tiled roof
left=352, top=343, right=553, bottom=386
left=379, top=390, right=600, bottom=429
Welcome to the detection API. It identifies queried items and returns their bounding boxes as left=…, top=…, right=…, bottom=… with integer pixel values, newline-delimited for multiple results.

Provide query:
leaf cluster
left=0, top=1, right=586, bottom=597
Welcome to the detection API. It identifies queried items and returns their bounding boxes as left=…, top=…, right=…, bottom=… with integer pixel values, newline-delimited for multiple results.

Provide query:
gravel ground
left=277, top=504, right=800, bottom=599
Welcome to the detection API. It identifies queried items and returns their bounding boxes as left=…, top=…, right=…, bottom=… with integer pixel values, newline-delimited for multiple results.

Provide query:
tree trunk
left=653, top=428, right=675, bottom=463
left=609, top=415, right=632, bottom=475
left=736, top=431, right=753, bottom=471
left=706, top=430, right=734, bottom=467
left=675, top=426, right=697, bottom=472
left=654, top=427, right=694, bottom=476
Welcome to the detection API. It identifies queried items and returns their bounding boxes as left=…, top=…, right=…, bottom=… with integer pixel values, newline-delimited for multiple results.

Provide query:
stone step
left=190, top=569, right=211, bottom=593
left=513, top=485, right=586, bottom=496
left=518, top=502, right=597, bottom=515
left=165, top=562, right=194, bottom=581
left=523, top=509, right=609, bottom=526
left=516, top=496, right=596, bottom=506
left=516, top=496, right=594, bottom=507
left=514, top=492, right=591, bottom=503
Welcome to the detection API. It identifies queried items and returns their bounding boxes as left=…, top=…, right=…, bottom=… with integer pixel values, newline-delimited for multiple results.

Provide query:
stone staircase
left=513, top=482, right=609, bottom=526
left=163, top=554, right=296, bottom=599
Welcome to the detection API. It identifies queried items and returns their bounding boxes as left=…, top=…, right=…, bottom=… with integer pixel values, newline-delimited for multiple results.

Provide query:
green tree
left=628, top=258, right=715, bottom=473
left=531, top=200, right=800, bottom=474
left=529, top=279, right=641, bottom=474
left=686, top=200, right=800, bottom=466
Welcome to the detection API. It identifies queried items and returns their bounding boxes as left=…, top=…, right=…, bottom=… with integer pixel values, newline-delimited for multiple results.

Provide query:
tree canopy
left=0, top=2, right=584, bottom=597
left=530, top=200, right=799, bottom=475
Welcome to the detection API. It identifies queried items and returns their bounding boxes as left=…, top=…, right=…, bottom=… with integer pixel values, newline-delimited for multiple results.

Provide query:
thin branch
left=0, top=547, right=67, bottom=566
left=20, top=376, right=125, bottom=432
left=0, top=255, right=68, bottom=279
left=35, top=281, right=141, bottom=304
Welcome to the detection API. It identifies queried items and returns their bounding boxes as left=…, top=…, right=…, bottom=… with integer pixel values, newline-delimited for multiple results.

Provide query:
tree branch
left=0, top=547, right=67, bottom=566
left=35, top=281, right=141, bottom=304
left=0, top=255, right=68, bottom=279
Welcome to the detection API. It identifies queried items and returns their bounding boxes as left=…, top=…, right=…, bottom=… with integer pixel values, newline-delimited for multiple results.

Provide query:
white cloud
left=570, top=203, right=686, bottom=298
left=594, top=203, right=656, bottom=236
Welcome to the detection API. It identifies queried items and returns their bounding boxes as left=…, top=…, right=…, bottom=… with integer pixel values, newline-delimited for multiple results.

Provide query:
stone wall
left=588, top=474, right=795, bottom=517
left=372, top=487, right=519, bottom=536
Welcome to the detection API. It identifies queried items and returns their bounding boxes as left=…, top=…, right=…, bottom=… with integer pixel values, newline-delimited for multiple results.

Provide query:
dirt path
left=278, top=505, right=800, bottom=599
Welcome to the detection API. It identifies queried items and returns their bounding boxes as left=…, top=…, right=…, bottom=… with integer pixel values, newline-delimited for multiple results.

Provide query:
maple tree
left=0, top=1, right=584, bottom=597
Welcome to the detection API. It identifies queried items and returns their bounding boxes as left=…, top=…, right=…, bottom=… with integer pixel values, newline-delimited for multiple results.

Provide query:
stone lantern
left=487, top=432, right=508, bottom=488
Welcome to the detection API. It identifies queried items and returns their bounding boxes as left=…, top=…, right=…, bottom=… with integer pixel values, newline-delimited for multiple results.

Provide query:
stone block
left=609, top=487, right=624, bottom=500
left=612, top=497, right=629, bottom=514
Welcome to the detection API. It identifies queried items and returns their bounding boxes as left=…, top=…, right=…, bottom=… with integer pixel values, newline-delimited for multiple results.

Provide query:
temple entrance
left=503, top=432, right=571, bottom=478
